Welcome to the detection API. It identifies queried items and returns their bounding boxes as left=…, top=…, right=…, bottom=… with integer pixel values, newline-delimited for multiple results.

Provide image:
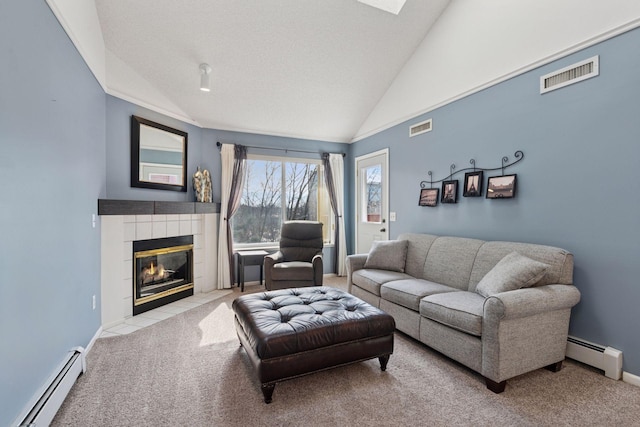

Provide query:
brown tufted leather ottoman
left=232, top=286, right=395, bottom=403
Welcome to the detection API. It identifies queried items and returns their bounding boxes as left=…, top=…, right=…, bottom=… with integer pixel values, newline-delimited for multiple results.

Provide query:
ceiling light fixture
left=199, top=63, right=212, bottom=92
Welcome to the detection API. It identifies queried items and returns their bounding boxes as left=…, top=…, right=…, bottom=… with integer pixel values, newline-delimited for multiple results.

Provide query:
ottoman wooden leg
left=379, top=354, right=390, bottom=371
left=261, top=382, right=276, bottom=404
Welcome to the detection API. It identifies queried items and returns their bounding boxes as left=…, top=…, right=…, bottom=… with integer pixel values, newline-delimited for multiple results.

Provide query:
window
left=232, top=155, right=333, bottom=247
left=362, top=164, right=381, bottom=223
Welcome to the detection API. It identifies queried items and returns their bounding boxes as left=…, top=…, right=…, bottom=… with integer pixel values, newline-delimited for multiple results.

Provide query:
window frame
left=232, top=153, right=334, bottom=249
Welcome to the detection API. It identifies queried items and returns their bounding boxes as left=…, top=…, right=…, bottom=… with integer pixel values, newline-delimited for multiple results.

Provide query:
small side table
left=236, top=250, right=270, bottom=292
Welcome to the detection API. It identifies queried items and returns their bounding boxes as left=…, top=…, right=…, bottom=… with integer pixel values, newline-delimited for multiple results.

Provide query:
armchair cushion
left=475, top=252, right=549, bottom=297
left=364, top=240, right=409, bottom=272
left=271, top=261, right=315, bottom=281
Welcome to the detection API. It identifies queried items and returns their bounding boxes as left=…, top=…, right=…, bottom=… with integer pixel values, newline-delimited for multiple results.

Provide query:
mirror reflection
left=131, top=116, right=188, bottom=192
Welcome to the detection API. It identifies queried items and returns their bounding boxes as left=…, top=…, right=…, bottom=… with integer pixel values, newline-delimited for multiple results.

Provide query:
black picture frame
left=486, top=174, right=517, bottom=199
left=131, top=115, right=188, bottom=192
left=463, top=171, right=483, bottom=197
left=419, top=188, right=439, bottom=207
left=441, top=180, right=458, bottom=204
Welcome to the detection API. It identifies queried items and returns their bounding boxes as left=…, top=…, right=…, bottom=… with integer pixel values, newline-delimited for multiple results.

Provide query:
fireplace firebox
left=133, top=235, right=193, bottom=315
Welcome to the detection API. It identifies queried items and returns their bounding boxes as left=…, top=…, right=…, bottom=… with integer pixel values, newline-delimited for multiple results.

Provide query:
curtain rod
left=216, top=141, right=345, bottom=157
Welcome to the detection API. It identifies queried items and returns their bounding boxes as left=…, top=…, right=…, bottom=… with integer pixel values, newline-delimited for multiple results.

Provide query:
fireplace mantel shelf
left=98, top=199, right=220, bottom=216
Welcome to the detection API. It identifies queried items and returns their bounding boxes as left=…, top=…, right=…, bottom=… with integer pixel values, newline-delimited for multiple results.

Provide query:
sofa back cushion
left=279, top=221, right=324, bottom=262
left=475, top=252, right=550, bottom=297
left=398, top=233, right=438, bottom=278
left=394, top=234, right=574, bottom=292
left=422, top=237, right=485, bottom=291
left=364, top=239, right=408, bottom=272
left=469, top=241, right=574, bottom=292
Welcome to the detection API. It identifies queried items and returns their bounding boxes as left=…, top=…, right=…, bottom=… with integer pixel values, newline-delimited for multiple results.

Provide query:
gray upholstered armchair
left=264, top=221, right=323, bottom=291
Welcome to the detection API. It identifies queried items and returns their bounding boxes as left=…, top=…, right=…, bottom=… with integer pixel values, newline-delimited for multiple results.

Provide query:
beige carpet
left=53, top=276, right=640, bottom=426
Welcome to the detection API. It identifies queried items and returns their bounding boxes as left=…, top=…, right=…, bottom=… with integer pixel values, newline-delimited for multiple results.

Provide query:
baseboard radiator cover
left=566, top=336, right=622, bottom=380
left=17, top=347, right=86, bottom=426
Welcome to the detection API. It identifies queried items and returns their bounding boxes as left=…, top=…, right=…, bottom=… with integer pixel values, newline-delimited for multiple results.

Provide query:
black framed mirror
left=131, top=116, right=188, bottom=192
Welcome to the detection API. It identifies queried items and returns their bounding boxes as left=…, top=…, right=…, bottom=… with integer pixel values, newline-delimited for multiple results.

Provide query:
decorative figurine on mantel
left=193, top=167, right=212, bottom=203
left=202, top=169, right=212, bottom=202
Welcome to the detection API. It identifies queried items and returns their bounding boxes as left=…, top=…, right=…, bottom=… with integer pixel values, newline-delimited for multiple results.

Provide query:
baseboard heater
left=18, top=347, right=86, bottom=426
left=566, top=336, right=622, bottom=380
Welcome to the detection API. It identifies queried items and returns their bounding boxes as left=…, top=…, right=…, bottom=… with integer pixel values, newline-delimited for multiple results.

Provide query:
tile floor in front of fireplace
left=100, top=289, right=233, bottom=337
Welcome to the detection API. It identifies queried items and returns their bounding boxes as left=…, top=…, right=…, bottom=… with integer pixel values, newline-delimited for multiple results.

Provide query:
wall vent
left=540, top=55, right=599, bottom=94
left=409, top=118, right=432, bottom=137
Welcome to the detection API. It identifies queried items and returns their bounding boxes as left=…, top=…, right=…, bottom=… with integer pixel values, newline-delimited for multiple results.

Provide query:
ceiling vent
left=540, top=55, right=599, bottom=94
left=409, top=118, right=432, bottom=137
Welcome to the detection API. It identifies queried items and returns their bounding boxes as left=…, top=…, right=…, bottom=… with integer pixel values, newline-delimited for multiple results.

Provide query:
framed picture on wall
left=441, top=180, right=458, bottom=204
left=419, top=188, right=439, bottom=207
left=486, top=174, right=517, bottom=199
left=463, top=171, right=483, bottom=197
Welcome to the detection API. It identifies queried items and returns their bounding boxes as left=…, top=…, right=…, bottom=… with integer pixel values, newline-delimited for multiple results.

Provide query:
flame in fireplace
left=141, top=262, right=170, bottom=284
left=148, top=262, right=165, bottom=276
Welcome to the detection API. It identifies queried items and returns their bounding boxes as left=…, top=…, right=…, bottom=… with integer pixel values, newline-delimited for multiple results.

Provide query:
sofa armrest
left=483, top=284, right=581, bottom=321
left=481, top=284, right=581, bottom=383
left=346, top=254, right=368, bottom=293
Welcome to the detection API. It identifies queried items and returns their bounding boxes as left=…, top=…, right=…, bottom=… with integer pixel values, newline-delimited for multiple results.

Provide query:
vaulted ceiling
left=48, top=1, right=640, bottom=143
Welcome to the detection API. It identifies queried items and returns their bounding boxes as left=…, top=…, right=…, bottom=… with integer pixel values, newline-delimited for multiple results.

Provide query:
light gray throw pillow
left=364, top=240, right=408, bottom=273
left=476, top=251, right=549, bottom=297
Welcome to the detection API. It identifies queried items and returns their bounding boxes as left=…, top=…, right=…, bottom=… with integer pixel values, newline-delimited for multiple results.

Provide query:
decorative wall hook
left=420, top=150, right=524, bottom=188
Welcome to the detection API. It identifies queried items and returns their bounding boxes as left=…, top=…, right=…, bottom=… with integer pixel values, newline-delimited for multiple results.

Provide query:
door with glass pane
left=355, top=149, right=388, bottom=253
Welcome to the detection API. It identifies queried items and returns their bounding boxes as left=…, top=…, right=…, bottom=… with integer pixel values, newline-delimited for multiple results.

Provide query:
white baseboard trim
left=85, top=326, right=103, bottom=356
left=623, top=371, right=640, bottom=387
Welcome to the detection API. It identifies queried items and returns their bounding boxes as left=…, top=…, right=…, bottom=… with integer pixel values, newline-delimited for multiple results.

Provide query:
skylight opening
left=357, top=0, right=407, bottom=15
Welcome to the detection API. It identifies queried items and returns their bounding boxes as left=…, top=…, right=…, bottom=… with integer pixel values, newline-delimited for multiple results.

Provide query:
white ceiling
left=48, top=1, right=640, bottom=143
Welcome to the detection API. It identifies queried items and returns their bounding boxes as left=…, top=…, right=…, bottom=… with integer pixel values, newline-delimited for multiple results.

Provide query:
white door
left=355, top=149, right=389, bottom=253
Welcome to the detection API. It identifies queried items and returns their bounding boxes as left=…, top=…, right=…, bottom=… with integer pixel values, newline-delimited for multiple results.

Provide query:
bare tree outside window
left=286, top=163, right=318, bottom=221
left=365, top=165, right=381, bottom=222
left=232, top=158, right=324, bottom=245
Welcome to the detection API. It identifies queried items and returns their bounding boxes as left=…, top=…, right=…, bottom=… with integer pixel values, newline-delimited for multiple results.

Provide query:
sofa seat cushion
left=351, top=269, right=413, bottom=296
left=380, top=279, right=459, bottom=311
left=420, top=291, right=485, bottom=336
left=271, top=261, right=314, bottom=281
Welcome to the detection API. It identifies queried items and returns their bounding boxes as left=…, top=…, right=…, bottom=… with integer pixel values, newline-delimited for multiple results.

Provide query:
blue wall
left=0, top=2, right=105, bottom=424
left=105, top=96, right=206, bottom=202
left=350, top=28, right=640, bottom=375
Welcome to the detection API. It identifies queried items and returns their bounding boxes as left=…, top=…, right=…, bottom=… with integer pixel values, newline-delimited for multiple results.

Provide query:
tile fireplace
left=99, top=200, right=220, bottom=329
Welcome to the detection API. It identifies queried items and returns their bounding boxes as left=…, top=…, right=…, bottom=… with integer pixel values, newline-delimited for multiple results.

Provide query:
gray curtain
left=322, top=153, right=340, bottom=274
left=225, top=144, right=247, bottom=283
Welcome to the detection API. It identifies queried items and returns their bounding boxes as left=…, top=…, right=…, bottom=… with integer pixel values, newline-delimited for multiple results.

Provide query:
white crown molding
left=200, top=121, right=351, bottom=144
left=106, top=89, right=202, bottom=128
left=107, top=89, right=350, bottom=143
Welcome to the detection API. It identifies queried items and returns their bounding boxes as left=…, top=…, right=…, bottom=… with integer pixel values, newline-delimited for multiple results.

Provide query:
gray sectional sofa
left=346, top=233, right=581, bottom=392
